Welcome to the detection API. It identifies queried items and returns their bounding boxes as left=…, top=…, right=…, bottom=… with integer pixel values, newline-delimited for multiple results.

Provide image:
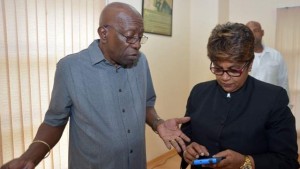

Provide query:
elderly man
left=1, top=2, right=190, bottom=169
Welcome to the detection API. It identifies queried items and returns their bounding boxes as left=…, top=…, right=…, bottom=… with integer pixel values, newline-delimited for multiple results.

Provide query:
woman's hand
left=203, top=149, right=249, bottom=169
left=182, top=142, right=210, bottom=164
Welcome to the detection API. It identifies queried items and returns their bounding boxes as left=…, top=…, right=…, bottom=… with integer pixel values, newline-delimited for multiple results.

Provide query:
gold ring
left=183, top=150, right=187, bottom=157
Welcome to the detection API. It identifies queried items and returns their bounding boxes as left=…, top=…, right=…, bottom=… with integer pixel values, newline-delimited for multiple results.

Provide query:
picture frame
left=142, top=0, right=173, bottom=36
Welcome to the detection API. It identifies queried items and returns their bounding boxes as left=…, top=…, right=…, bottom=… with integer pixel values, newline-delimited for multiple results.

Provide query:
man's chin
left=127, top=59, right=138, bottom=68
left=123, top=59, right=138, bottom=68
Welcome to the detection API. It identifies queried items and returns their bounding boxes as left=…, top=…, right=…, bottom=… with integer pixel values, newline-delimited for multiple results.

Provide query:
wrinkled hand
left=156, top=117, right=190, bottom=152
left=1, top=158, right=35, bottom=169
left=202, top=149, right=245, bottom=169
left=182, top=142, right=210, bottom=164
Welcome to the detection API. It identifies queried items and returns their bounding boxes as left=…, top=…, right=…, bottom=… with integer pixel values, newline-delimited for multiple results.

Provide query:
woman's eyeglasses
left=210, top=62, right=250, bottom=77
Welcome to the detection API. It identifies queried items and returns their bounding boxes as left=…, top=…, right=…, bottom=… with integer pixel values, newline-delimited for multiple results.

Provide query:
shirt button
left=130, top=150, right=133, bottom=153
left=122, top=109, right=125, bottom=113
left=119, top=89, right=122, bottom=92
left=128, top=129, right=131, bottom=133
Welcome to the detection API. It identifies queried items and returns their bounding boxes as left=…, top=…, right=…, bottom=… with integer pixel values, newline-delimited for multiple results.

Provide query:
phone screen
left=192, top=157, right=223, bottom=165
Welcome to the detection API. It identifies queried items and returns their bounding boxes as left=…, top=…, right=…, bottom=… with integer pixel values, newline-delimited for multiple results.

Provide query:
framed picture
left=142, top=0, right=173, bottom=36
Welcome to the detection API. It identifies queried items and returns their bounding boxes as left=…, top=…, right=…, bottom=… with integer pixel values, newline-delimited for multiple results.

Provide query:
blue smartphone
left=192, top=157, right=223, bottom=165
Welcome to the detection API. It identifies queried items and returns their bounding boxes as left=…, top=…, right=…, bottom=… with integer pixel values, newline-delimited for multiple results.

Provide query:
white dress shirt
left=250, top=46, right=291, bottom=107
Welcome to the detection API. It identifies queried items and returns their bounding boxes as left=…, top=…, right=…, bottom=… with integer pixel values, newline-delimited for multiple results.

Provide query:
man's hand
left=156, top=117, right=191, bottom=152
left=1, top=158, right=35, bottom=169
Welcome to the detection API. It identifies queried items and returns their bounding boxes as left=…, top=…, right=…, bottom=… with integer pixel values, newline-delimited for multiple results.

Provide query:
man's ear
left=98, top=26, right=107, bottom=42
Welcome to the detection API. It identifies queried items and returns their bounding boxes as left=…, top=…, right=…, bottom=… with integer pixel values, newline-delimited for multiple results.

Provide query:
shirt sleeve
left=44, top=59, right=72, bottom=126
left=277, top=52, right=290, bottom=95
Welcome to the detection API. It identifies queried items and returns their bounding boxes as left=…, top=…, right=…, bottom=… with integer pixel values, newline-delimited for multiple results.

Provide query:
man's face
left=247, top=23, right=264, bottom=45
left=104, top=13, right=144, bottom=67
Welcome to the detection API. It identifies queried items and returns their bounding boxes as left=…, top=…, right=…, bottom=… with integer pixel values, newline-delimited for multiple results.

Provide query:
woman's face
left=212, top=61, right=251, bottom=93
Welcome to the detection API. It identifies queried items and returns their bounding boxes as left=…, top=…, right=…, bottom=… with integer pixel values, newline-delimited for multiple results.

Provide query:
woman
left=180, top=22, right=299, bottom=169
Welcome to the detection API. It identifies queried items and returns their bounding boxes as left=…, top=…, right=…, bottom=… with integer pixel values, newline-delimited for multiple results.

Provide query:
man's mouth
left=128, top=53, right=139, bottom=59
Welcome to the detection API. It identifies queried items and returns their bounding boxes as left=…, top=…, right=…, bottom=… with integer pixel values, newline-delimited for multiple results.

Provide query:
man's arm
left=145, top=107, right=164, bottom=131
left=1, top=123, right=66, bottom=169
left=277, top=53, right=289, bottom=93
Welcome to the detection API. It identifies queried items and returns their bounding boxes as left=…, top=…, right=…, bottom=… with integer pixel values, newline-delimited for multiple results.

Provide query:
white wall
left=142, top=0, right=191, bottom=160
left=189, top=0, right=220, bottom=89
left=189, top=0, right=300, bottom=89
left=229, top=0, right=300, bottom=48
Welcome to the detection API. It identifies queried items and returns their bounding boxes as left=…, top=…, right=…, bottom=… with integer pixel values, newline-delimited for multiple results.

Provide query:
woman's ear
left=98, top=26, right=107, bottom=42
left=248, top=62, right=253, bottom=72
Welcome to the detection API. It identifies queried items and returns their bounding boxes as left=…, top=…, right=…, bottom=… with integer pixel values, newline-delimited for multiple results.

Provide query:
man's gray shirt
left=44, top=39, right=156, bottom=169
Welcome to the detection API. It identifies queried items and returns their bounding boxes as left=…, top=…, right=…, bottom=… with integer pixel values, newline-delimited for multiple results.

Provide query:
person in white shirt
left=246, top=21, right=292, bottom=108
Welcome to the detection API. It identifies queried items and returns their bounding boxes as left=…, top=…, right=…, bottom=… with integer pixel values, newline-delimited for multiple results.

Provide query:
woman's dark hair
left=207, top=22, right=255, bottom=63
